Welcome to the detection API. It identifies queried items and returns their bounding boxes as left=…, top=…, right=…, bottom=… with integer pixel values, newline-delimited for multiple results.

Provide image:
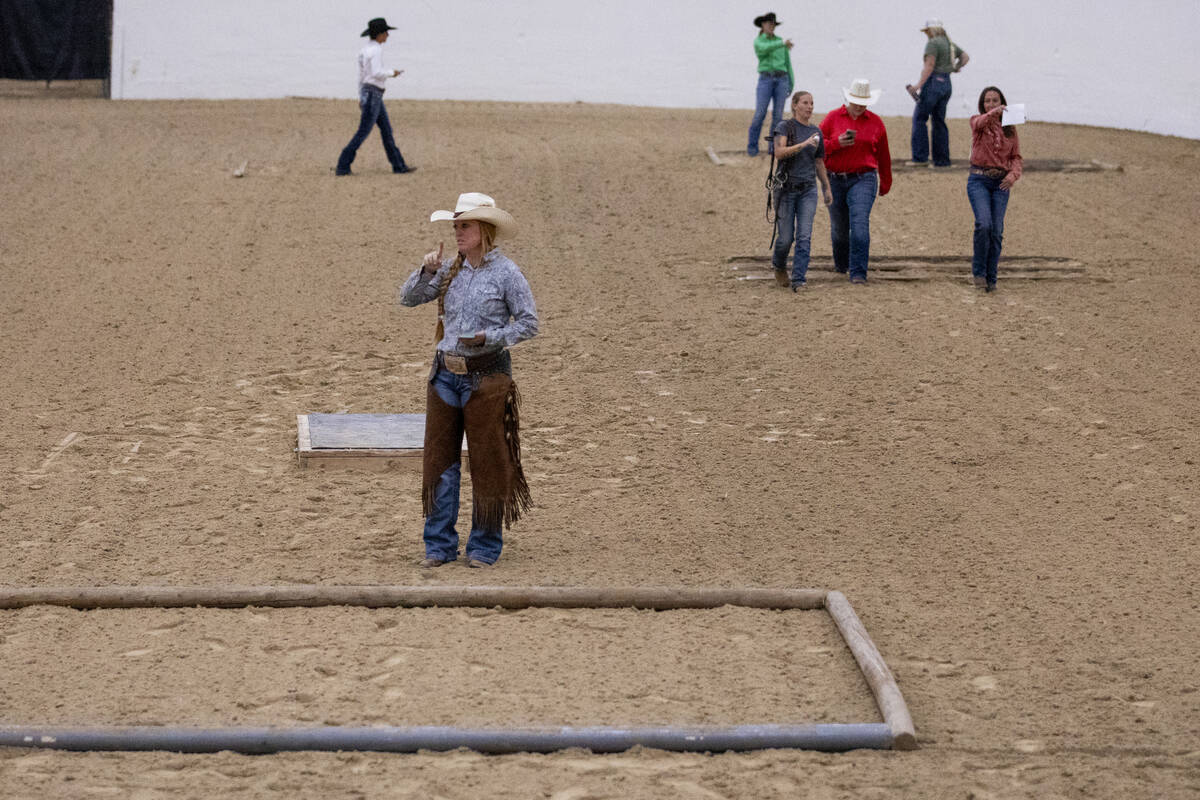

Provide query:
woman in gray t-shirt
left=771, top=91, right=833, bottom=290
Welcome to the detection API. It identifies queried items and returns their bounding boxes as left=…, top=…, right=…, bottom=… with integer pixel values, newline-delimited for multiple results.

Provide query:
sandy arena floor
left=0, top=97, right=1198, bottom=798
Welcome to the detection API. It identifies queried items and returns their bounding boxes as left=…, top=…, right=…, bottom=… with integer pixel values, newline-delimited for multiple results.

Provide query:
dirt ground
left=0, top=97, right=1197, bottom=798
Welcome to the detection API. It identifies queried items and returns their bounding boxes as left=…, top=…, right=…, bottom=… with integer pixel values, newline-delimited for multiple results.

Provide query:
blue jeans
left=773, top=184, right=819, bottom=285
left=827, top=171, right=878, bottom=281
left=911, top=72, right=952, bottom=165
left=747, top=73, right=791, bottom=156
left=966, top=173, right=1010, bottom=286
left=336, top=85, right=408, bottom=174
left=422, top=366, right=503, bottom=564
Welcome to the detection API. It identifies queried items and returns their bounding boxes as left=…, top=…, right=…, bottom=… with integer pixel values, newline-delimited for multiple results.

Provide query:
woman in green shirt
left=746, top=12, right=793, bottom=157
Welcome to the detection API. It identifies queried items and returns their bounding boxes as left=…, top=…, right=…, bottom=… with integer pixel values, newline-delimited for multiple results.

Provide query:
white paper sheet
left=1002, top=104, right=1026, bottom=126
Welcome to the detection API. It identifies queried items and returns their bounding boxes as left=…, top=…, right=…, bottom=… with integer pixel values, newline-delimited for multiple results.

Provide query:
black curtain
left=0, top=0, right=112, bottom=80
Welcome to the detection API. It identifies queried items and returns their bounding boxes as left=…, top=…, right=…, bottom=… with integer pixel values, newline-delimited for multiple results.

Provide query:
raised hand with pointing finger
left=422, top=242, right=444, bottom=273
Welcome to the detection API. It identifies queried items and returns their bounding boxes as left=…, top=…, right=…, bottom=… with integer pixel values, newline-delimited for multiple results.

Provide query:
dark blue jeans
left=336, top=84, right=408, bottom=174
left=966, top=173, right=1010, bottom=285
left=747, top=73, right=791, bottom=156
left=773, top=184, right=819, bottom=285
left=827, top=171, right=878, bottom=281
left=911, top=72, right=952, bottom=165
left=422, top=365, right=503, bottom=564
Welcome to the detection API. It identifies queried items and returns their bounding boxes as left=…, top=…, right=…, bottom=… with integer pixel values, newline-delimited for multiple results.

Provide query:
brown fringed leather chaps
left=422, top=371, right=531, bottom=531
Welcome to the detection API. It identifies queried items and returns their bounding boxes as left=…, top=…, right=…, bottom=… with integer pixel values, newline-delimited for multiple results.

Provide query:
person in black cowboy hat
left=335, top=17, right=416, bottom=176
left=747, top=12, right=794, bottom=157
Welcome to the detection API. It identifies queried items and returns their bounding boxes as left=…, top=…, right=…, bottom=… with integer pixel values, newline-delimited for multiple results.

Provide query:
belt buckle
left=443, top=354, right=468, bottom=375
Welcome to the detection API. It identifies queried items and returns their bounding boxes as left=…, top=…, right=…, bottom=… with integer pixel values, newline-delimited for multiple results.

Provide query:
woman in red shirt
left=967, top=86, right=1023, bottom=292
left=818, top=78, right=892, bottom=284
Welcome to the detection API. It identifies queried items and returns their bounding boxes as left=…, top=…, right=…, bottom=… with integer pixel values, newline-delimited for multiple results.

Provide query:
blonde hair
left=435, top=221, right=497, bottom=343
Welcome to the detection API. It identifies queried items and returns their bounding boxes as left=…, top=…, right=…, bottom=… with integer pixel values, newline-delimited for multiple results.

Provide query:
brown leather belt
left=438, top=349, right=504, bottom=376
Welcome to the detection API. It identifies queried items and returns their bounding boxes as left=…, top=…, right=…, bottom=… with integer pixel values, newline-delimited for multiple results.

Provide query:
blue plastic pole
left=0, top=723, right=894, bottom=753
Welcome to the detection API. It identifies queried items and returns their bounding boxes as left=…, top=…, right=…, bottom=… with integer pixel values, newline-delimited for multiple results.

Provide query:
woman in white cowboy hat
left=906, top=18, right=968, bottom=167
left=398, top=192, right=538, bottom=568
left=818, top=78, right=893, bottom=284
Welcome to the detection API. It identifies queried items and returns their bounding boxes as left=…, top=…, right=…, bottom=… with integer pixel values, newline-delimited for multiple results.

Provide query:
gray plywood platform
left=297, top=414, right=468, bottom=471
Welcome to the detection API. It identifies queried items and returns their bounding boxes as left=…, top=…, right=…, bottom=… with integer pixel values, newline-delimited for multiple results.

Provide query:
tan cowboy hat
left=429, top=192, right=517, bottom=239
left=920, top=18, right=944, bottom=31
left=842, top=78, right=882, bottom=107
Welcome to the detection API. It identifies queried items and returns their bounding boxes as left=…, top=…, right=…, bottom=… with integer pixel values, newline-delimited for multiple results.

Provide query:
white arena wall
left=111, top=0, right=1200, bottom=139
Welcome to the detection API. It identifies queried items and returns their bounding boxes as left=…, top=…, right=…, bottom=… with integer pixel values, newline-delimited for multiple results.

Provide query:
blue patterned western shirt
left=398, top=248, right=538, bottom=356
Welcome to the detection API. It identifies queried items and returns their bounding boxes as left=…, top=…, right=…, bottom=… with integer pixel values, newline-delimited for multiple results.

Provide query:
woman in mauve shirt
left=967, top=86, right=1023, bottom=292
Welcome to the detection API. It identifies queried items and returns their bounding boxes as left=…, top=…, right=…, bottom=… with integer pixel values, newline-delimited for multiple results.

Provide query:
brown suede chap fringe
left=422, top=371, right=531, bottom=530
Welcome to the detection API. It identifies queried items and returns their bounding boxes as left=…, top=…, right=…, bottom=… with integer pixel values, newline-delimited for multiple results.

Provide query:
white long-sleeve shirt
left=357, top=41, right=395, bottom=90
